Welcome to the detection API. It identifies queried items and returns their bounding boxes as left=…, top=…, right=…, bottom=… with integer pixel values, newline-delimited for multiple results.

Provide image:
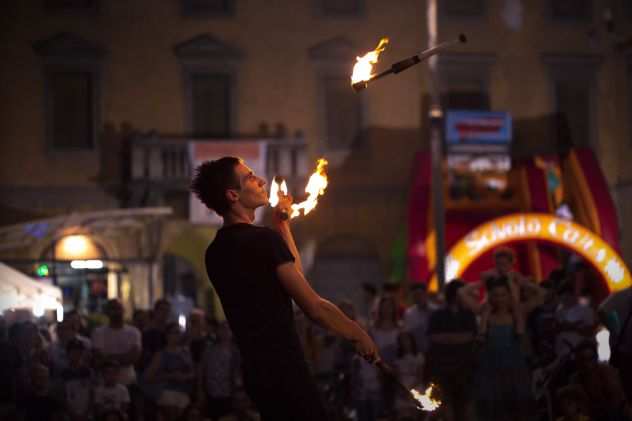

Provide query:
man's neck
left=224, top=207, right=256, bottom=226
left=109, top=322, right=124, bottom=329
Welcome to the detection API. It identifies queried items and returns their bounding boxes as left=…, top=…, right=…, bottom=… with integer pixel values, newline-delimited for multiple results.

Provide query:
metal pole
left=427, top=0, right=446, bottom=289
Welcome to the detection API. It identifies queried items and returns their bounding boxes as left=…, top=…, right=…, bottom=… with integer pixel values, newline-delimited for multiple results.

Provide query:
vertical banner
left=189, top=141, right=268, bottom=225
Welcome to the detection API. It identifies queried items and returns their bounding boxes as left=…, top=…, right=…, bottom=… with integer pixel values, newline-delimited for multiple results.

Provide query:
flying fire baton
left=351, top=33, right=467, bottom=92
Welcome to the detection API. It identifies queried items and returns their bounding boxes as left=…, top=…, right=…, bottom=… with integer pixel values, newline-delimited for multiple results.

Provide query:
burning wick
left=411, top=384, right=442, bottom=412
left=351, top=33, right=467, bottom=92
left=351, top=37, right=390, bottom=87
left=269, top=158, right=329, bottom=220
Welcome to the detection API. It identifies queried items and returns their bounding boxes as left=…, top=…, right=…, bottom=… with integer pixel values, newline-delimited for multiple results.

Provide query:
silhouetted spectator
left=140, top=299, right=171, bottom=372
left=394, top=331, right=423, bottom=420
left=17, top=363, right=65, bottom=421
left=144, top=322, right=194, bottom=421
left=60, top=338, right=94, bottom=421
left=570, top=340, right=628, bottom=421
left=200, top=322, right=240, bottom=421
left=427, top=279, right=478, bottom=421
left=470, top=276, right=533, bottom=421
left=94, top=360, right=130, bottom=420
left=403, top=283, right=433, bottom=355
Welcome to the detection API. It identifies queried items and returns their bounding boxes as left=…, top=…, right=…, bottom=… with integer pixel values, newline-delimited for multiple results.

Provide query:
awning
left=0, top=262, right=62, bottom=313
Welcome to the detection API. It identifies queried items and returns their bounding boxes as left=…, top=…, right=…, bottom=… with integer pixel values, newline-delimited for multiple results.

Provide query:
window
left=438, top=54, right=494, bottom=111
left=441, top=0, right=486, bottom=17
left=174, top=34, right=241, bottom=138
left=322, top=76, right=361, bottom=149
left=321, top=0, right=363, bottom=16
left=44, top=0, right=99, bottom=12
left=34, top=33, right=103, bottom=151
left=553, top=79, right=591, bottom=148
left=190, top=73, right=231, bottom=137
left=49, top=71, right=95, bottom=149
left=550, top=0, right=592, bottom=21
left=543, top=55, right=600, bottom=150
left=309, top=37, right=363, bottom=151
left=181, top=0, right=234, bottom=17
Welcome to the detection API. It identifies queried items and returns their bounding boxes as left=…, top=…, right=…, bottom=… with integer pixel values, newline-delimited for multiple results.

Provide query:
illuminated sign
left=445, top=110, right=512, bottom=146
left=430, top=213, right=631, bottom=292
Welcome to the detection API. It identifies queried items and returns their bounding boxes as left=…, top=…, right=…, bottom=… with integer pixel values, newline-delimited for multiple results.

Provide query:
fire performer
left=190, top=157, right=380, bottom=420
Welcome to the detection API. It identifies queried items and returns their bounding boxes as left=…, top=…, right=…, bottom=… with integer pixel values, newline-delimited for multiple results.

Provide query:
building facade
left=1, top=0, right=631, bottom=312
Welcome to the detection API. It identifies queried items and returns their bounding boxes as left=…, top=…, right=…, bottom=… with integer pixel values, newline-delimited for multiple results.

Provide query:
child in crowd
left=94, top=360, right=130, bottom=421
left=60, top=338, right=94, bottom=421
left=144, top=322, right=194, bottom=421
left=200, top=321, right=240, bottom=421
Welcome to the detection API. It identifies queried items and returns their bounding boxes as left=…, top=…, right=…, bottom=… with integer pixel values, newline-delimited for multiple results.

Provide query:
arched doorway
left=309, top=236, right=384, bottom=320
left=430, top=213, right=631, bottom=295
left=40, top=234, right=112, bottom=312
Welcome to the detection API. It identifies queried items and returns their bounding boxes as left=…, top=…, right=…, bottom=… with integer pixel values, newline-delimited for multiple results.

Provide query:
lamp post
left=427, top=0, right=446, bottom=289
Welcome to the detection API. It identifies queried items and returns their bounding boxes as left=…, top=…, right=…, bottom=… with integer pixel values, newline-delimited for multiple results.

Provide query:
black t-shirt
left=205, top=224, right=304, bottom=372
left=427, top=307, right=477, bottom=336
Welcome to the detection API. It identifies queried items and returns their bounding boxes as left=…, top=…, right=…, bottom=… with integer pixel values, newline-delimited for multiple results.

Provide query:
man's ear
left=226, top=189, right=239, bottom=204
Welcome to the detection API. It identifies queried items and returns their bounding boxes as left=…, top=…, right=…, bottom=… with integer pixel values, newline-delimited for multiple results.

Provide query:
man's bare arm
left=276, top=262, right=378, bottom=361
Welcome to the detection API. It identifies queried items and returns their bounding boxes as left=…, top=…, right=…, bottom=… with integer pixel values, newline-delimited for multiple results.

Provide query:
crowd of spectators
left=1, top=247, right=631, bottom=421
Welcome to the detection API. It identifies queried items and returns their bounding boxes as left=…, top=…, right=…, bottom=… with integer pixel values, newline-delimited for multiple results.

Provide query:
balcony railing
left=129, top=135, right=310, bottom=192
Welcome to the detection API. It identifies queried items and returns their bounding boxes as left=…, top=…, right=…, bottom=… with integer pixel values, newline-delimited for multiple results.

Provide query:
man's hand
left=273, top=192, right=293, bottom=224
left=352, top=329, right=380, bottom=364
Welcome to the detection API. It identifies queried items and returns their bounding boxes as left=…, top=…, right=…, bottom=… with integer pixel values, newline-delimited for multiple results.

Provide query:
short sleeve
left=265, top=229, right=295, bottom=267
left=127, top=326, right=142, bottom=349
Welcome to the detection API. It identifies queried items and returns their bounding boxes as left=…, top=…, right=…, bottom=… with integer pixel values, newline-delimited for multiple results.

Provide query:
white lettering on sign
left=465, top=217, right=543, bottom=255
left=579, top=236, right=594, bottom=251
left=562, top=227, right=580, bottom=244
left=596, top=249, right=606, bottom=263
left=436, top=213, right=631, bottom=293
left=605, top=259, right=625, bottom=284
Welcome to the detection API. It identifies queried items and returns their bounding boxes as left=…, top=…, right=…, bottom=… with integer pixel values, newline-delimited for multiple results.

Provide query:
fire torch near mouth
left=351, top=33, right=467, bottom=92
left=269, top=158, right=329, bottom=220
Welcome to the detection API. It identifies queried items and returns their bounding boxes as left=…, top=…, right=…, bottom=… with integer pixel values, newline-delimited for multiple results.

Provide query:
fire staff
left=191, top=156, right=380, bottom=421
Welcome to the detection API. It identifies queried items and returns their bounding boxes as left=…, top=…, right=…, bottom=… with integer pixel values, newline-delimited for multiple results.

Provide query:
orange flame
left=351, top=37, right=389, bottom=85
left=269, top=159, right=329, bottom=219
left=269, top=178, right=288, bottom=207
left=411, top=384, right=441, bottom=412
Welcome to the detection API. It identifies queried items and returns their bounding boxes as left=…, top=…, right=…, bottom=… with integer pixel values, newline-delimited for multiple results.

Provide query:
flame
left=351, top=37, right=389, bottom=85
left=410, top=384, right=441, bottom=412
left=269, top=178, right=288, bottom=207
left=269, top=158, right=329, bottom=219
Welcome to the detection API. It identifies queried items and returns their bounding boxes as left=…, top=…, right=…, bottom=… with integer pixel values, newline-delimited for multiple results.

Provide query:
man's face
left=495, top=256, right=513, bottom=275
left=230, top=162, right=268, bottom=210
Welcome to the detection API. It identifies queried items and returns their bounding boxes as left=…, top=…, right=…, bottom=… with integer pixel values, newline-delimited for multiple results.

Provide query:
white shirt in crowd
left=403, top=305, right=432, bottom=353
left=555, top=299, right=595, bottom=357
left=91, top=325, right=141, bottom=385
left=94, top=383, right=130, bottom=413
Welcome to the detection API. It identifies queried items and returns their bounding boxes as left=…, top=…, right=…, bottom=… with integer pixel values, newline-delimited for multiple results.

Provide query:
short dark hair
left=444, top=279, right=465, bottom=305
left=190, top=157, right=242, bottom=216
left=493, top=247, right=515, bottom=262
